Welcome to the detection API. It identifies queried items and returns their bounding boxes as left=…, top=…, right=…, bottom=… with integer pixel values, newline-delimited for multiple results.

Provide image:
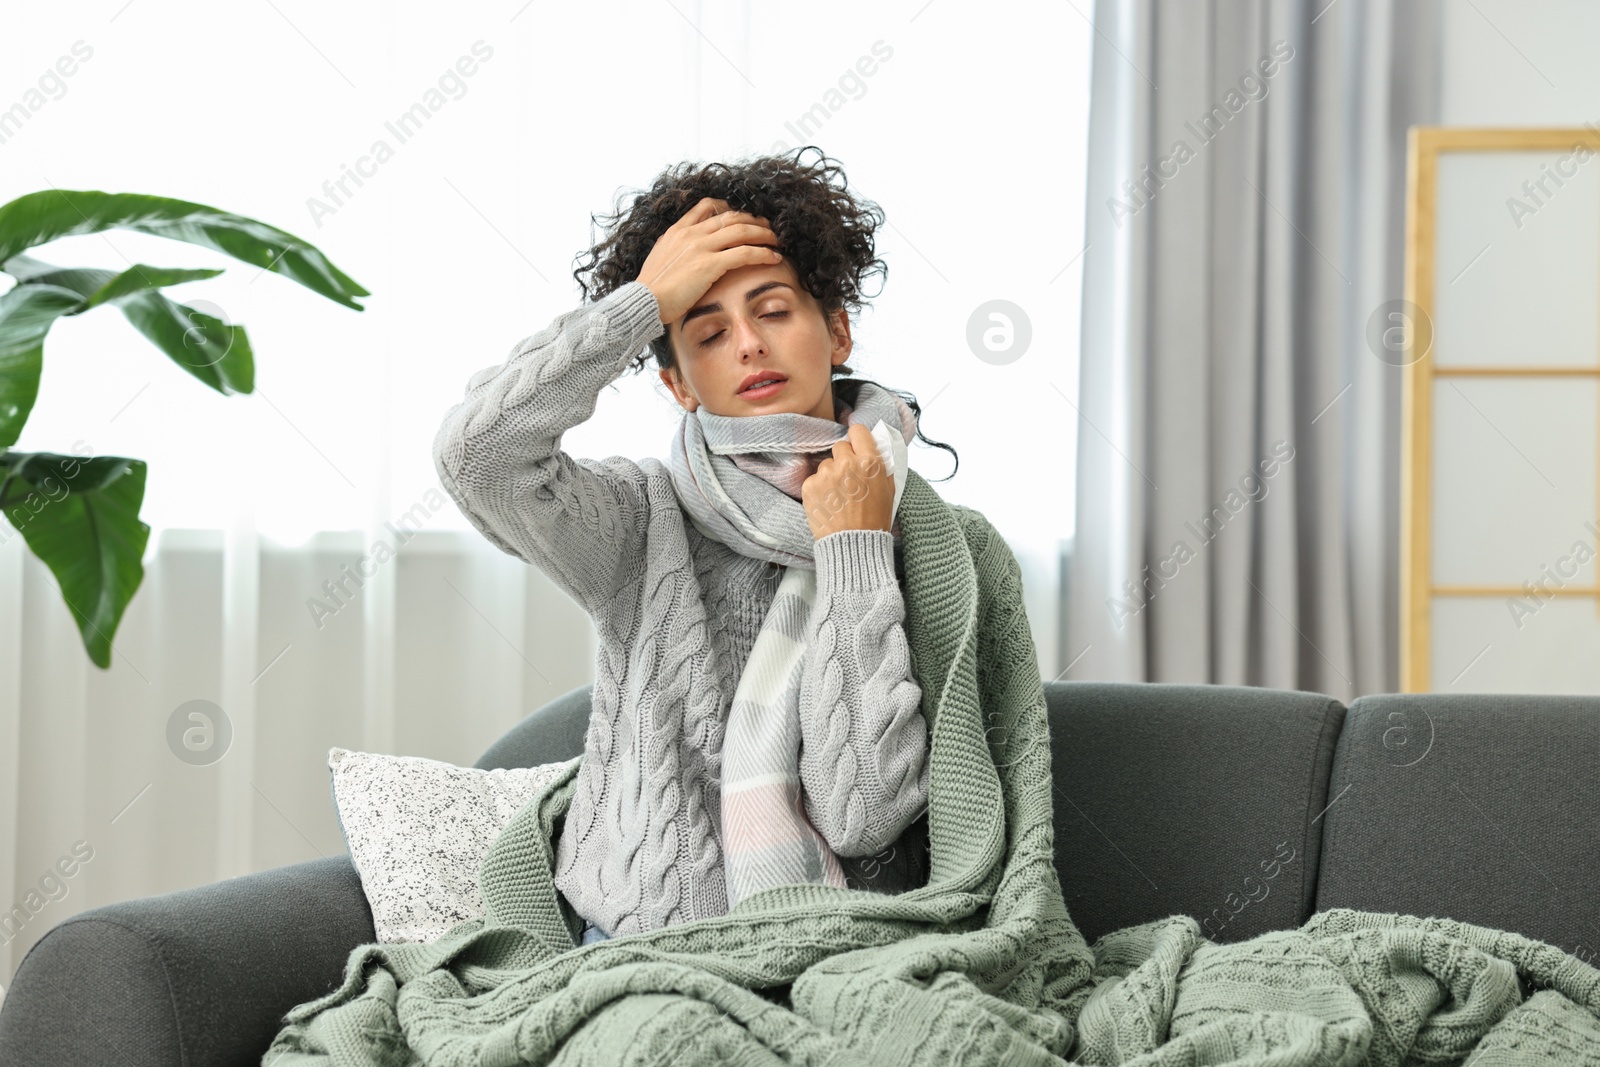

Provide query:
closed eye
left=698, top=311, right=788, bottom=347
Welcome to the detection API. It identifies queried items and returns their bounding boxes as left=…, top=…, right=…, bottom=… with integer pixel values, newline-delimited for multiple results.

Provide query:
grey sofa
left=2, top=680, right=1596, bottom=1066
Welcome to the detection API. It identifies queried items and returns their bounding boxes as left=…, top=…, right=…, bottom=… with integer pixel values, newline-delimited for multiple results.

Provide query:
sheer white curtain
left=0, top=0, right=1090, bottom=985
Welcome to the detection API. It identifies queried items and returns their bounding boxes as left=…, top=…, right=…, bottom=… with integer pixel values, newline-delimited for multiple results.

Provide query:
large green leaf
left=0, top=189, right=369, bottom=310
left=0, top=450, right=149, bottom=669
left=90, top=266, right=223, bottom=306
left=3, top=256, right=253, bottom=397
left=0, top=189, right=369, bottom=671
left=1, top=253, right=220, bottom=300
left=118, top=289, right=254, bottom=394
left=0, top=283, right=86, bottom=448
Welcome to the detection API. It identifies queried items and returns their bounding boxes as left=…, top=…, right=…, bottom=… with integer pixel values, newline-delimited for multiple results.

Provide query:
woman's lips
left=740, top=378, right=786, bottom=399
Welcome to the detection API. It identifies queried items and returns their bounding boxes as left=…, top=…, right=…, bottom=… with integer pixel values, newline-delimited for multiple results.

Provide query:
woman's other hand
left=635, top=197, right=783, bottom=325
left=801, top=424, right=894, bottom=539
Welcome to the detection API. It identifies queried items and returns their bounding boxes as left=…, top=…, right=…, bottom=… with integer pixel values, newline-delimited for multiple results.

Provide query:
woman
left=433, top=147, right=959, bottom=947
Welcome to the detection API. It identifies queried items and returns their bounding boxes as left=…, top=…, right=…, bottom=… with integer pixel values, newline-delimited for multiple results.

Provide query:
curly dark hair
left=571, top=145, right=958, bottom=481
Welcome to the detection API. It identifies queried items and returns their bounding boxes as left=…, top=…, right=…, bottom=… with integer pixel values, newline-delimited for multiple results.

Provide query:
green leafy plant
left=0, top=189, right=368, bottom=668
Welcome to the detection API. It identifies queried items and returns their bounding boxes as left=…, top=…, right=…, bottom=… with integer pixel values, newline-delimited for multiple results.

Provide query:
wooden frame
left=1401, top=126, right=1600, bottom=692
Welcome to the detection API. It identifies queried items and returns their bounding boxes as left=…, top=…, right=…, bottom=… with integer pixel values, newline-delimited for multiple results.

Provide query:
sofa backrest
left=475, top=683, right=593, bottom=770
left=1043, top=681, right=1345, bottom=946
left=477, top=680, right=1349, bottom=949
left=1314, top=692, right=1600, bottom=965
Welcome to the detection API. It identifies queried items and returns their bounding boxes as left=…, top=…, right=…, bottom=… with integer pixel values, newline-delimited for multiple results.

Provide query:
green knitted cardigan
left=265, top=470, right=1600, bottom=1066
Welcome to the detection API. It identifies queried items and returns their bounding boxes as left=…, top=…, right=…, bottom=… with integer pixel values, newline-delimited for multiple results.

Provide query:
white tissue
left=869, top=418, right=909, bottom=522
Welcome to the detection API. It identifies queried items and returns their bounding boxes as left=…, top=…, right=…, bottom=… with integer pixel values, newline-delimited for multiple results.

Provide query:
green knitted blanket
left=264, top=470, right=1600, bottom=1066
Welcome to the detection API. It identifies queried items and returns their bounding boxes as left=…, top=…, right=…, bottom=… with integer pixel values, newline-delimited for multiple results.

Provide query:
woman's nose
left=732, top=321, right=767, bottom=357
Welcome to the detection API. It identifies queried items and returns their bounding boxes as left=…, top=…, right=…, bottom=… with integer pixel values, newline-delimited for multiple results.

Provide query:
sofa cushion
left=329, top=746, right=577, bottom=943
left=1044, top=680, right=1346, bottom=947
left=1314, top=692, right=1600, bottom=962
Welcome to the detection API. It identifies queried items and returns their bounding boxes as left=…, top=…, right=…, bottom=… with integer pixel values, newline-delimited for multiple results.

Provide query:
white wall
left=1427, top=2, right=1600, bottom=693
left=1441, top=0, right=1600, bottom=124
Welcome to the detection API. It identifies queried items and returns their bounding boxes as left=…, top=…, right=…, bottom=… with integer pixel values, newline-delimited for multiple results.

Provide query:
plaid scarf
left=667, top=379, right=915, bottom=908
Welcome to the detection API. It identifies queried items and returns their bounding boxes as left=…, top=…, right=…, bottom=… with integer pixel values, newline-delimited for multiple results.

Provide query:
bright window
left=5, top=0, right=1092, bottom=553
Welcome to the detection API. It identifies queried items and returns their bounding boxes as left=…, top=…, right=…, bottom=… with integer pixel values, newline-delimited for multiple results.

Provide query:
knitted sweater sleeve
left=431, top=280, right=665, bottom=615
left=797, top=527, right=931, bottom=858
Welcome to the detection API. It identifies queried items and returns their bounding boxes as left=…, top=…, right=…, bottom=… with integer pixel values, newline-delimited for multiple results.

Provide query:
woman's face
left=658, top=260, right=852, bottom=422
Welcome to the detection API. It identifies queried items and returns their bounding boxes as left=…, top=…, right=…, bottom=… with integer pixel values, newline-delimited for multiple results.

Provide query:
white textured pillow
left=328, top=746, right=577, bottom=944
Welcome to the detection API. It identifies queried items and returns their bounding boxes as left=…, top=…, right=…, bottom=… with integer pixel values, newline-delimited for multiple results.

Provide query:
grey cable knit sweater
left=432, top=280, right=931, bottom=938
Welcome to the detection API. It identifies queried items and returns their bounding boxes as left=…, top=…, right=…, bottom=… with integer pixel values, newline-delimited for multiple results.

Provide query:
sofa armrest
left=0, top=853, right=373, bottom=1067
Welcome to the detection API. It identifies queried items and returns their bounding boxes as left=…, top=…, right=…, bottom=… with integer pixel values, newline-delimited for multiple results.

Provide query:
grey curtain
left=1067, top=0, right=1439, bottom=700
